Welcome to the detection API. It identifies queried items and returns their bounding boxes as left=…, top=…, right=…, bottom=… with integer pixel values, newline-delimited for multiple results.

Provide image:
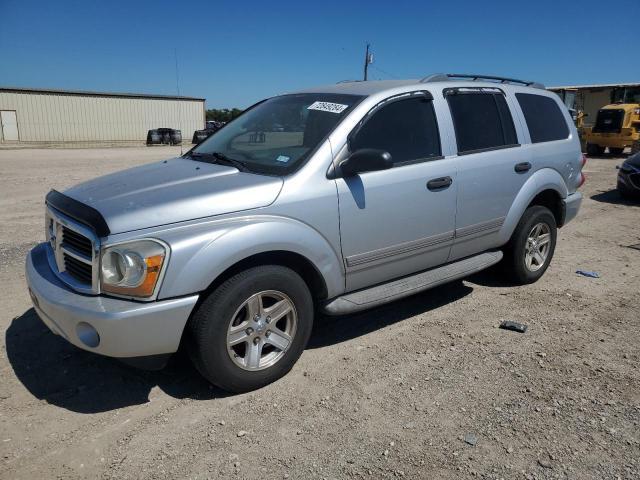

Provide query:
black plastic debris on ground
left=627, top=243, right=640, bottom=251
left=499, top=321, right=527, bottom=333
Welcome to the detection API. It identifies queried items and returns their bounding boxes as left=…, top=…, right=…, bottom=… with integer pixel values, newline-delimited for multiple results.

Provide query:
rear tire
left=609, top=147, right=624, bottom=156
left=187, top=265, right=314, bottom=393
left=503, top=206, right=557, bottom=285
left=586, top=143, right=605, bottom=156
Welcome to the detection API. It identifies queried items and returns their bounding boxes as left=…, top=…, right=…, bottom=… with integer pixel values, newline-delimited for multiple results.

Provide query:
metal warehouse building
left=0, top=87, right=205, bottom=144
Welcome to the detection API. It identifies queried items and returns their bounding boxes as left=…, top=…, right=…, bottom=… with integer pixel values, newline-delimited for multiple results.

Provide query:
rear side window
left=446, top=91, right=518, bottom=154
left=350, top=95, right=441, bottom=165
left=516, top=93, right=570, bottom=143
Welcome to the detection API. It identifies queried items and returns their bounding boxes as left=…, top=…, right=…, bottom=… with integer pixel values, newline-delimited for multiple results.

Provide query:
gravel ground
left=0, top=147, right=638, bottom=480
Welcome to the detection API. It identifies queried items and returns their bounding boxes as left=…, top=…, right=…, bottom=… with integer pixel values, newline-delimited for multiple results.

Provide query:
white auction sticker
left=307, top=101, right=349, bottom=114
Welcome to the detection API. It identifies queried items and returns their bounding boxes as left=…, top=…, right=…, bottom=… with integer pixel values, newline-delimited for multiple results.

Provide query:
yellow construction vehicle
left=585, top=86, right=640, bottom=156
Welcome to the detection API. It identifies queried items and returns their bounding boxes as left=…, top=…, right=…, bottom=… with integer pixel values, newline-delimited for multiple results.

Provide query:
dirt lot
left=0, top=147, right=638, bottom=480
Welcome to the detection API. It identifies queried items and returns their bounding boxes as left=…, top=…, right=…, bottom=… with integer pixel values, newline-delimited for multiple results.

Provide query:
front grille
left=61, top=226, right=92, bottom=257
left=592, top=109, right=625, bottom=134
left=46, top=207, right=98, bottom=293
left=64, top=253, right=93, bottom=283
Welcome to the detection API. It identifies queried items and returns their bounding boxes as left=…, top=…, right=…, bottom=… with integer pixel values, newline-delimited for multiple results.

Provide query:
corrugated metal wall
left=0, top=90, right=205, bottom=143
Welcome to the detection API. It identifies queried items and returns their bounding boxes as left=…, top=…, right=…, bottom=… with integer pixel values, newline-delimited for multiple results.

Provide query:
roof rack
left=420, top=73, right=545, bottom=89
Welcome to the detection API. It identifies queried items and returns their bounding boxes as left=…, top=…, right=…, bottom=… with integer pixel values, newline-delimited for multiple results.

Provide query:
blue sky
left=1, top=0, right=639, bottom=108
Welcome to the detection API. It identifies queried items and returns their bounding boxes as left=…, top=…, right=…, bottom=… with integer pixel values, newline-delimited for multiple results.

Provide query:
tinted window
left=516, top=93, right=570, bottom=143
left=350, top=96, right=441, bottom=164
left=447, top=92, right=518, bottom=153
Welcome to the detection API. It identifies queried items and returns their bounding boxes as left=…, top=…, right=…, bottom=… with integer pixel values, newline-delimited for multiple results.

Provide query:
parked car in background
left=26, top=73, right=584, bottom=393
left=192, top=121, right=224, bottom=144
left=146, top=128, right=181, bottom=145
left=617, top=152, right=640, bottom=198
left=146, top=129, right=162, bottom=145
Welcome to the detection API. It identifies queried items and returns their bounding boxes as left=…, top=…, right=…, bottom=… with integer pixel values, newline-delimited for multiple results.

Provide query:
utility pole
left=363, top=43, right=373, bottom=81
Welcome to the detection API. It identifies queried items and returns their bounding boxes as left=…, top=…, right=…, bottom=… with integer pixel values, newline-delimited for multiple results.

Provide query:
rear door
left=336, top=92, right=458, bottom=292
left=445, top=88, right=531, bottom=260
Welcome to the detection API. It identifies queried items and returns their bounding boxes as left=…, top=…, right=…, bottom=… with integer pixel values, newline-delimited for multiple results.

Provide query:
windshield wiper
left=210, top=152, right=250, bottom=172
left=186, top=151, right=250, bottom=172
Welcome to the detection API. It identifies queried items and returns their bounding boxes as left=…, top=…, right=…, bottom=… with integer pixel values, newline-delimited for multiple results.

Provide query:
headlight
left=100, top=240, right=167, bottom=298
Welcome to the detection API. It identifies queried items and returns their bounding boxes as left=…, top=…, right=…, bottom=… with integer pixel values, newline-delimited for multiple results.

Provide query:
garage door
left=1, top=111, right=19, bottom=141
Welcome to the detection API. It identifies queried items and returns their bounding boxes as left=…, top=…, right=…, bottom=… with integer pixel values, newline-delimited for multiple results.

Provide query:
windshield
left=189, top=93, right=363, bottom=174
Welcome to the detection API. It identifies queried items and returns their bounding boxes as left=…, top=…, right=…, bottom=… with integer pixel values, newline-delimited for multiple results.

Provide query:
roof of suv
left=292, top=76, right=547, bottom=97
left=294, top=80, right=423, bottom=96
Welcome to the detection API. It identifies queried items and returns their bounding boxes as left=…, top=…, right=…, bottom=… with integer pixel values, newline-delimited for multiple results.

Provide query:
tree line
left=205, top=108, right=243, bottom=122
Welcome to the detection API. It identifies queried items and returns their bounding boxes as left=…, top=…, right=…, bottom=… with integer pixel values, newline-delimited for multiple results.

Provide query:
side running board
left=323, top=251, right=503, bottom=316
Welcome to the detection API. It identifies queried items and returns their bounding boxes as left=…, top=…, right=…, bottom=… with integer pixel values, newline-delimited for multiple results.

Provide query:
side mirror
left=339, top=149, right=393, bottom=176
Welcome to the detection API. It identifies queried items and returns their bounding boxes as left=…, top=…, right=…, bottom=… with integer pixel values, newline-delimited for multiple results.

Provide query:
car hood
left=623, top=152, right=640, bottom=170
left=63, top=157, right=284, bottom=234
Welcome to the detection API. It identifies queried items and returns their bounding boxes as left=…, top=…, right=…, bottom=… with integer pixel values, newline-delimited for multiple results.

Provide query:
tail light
left=578, top=171, right=586, bottom=188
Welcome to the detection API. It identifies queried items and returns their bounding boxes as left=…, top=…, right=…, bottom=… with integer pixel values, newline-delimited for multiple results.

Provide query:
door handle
left=426, top=176, right=453, bottom=191
left=514, top=162, right=532, bottom=173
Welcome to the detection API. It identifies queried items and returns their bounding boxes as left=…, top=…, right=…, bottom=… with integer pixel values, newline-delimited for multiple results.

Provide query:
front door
left=336, top=93, right=458, bottom=292
left=0, top=111, right=19, bottom=142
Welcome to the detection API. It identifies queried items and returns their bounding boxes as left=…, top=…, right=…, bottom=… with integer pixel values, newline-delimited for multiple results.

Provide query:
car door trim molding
left=454, top=216, right=505, bottom=240
left=345, top=230, right=454, bottom=270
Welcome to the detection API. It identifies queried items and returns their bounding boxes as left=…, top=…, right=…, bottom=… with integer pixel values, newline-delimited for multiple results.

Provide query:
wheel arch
left=498, top=168, right=568, bottom=245
left=528, top=189, right=564, bottom=227
left=200, top=250, right=330, bottom=303
left=157, top=216, right=345, bottom=301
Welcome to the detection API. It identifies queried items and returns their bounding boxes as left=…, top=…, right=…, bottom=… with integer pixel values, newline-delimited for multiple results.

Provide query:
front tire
left=187, top=265, right=314, bottom=393
left=503, top=206, right=557, bottom=284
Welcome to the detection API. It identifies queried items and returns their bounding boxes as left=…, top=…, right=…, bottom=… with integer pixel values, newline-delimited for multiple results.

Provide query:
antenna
left=174, top=48, right=184, bottom=155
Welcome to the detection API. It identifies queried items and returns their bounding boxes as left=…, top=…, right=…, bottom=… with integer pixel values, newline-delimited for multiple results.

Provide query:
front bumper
left=618, top=171, right=640, bottom=195
left=26, top=243, right=199, bottom=361
left=561, top=191, right=582, bottom=226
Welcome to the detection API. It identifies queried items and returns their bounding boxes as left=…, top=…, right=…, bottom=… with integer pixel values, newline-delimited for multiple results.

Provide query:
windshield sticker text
left=307, top=101, right=349, bottom=114
left=276, top=155, right=291, bottom=163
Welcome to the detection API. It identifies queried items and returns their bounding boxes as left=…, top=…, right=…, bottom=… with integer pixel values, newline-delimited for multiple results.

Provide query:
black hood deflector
left=46, top=189, right=111, bottom=237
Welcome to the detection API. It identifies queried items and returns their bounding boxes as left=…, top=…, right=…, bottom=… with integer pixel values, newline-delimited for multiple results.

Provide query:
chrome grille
left=64, top=253, right=93, bottom=283
left=61, top=226, right=93, bottom=257
left=45, top=207, right=100, bottom=294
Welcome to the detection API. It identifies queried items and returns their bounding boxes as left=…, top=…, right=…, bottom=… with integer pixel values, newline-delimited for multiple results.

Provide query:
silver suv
left=26, top=73, right=584, bottom=392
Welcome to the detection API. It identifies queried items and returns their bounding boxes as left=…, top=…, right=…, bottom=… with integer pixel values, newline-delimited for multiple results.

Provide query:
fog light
left=76, top=322, right=100, bottom=348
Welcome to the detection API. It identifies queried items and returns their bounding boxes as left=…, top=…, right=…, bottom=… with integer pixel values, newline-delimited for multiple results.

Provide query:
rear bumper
left=561, top=192, right=582, bottom=226
left=26, top=243, right=199, bottom=361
